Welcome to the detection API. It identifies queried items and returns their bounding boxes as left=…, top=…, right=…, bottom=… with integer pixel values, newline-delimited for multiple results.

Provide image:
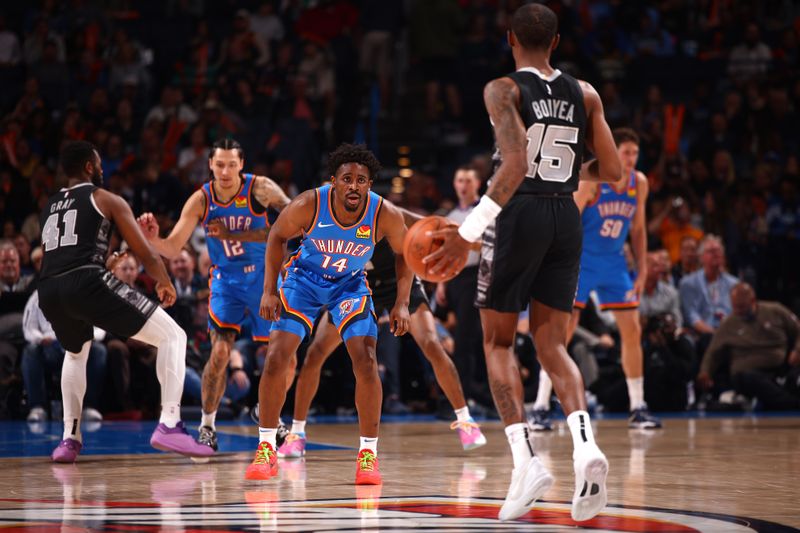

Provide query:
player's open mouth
left=346, top=194, right=360, bottom=205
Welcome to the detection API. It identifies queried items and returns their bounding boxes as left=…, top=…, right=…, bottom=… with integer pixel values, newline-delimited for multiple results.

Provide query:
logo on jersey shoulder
left=338, top=298, right=360, bottom=317
left=235, top=196, right=247, bottom=208
left=627, top=188, right=636, bottom=197
left=356, top=225, right=371, bottom=239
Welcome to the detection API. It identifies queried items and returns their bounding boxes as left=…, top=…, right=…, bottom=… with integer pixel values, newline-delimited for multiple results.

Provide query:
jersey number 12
left=42, top=209, right=79, bottom=251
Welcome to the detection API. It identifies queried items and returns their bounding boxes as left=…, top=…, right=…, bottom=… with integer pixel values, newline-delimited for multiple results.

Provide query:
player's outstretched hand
left=156, top=280, right=177, bottom=308
left=389, top=303, right=410, bottom=337
left=260, top=293, right=282, bottom=321
left=206, top=219, right=230, bottom=239
left=137, top=213, right=159, bottom=240
left=423, top=226, right=470, bottom=279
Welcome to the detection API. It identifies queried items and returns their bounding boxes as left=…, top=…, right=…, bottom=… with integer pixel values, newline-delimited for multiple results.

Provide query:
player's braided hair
left=326, top=143, right=381, bottom=179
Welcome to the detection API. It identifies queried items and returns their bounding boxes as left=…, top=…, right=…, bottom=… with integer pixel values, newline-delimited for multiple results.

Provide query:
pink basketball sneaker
left=277, top=433, right=307, bottom=458
left=450, top=419, right=487, bottom=450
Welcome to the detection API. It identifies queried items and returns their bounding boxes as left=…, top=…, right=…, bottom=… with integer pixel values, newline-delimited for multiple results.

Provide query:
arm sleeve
left=22, top=292, right=43, bottom=344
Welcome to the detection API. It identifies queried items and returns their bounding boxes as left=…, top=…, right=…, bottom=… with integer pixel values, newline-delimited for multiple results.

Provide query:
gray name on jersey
left=50, top=198, right=76, bottom=213
left=531, top=98, right=575, bottom=123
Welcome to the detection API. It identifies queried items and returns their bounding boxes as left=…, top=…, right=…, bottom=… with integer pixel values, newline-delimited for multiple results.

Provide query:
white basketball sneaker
left=498, top=456, right=554, bottom=521
left=571, top=444, right=609, bottom=521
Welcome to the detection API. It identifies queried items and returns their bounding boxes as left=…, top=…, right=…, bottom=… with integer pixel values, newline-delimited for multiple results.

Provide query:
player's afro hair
left=326, top=143, right=381, bottom=179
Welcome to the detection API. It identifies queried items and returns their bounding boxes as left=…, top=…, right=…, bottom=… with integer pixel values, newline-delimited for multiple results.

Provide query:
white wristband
left=458, top=195, right=502, bottom=243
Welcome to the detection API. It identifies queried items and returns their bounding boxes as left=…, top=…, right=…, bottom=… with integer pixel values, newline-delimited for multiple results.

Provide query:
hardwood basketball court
left=1, top=415, right=798, bottom=531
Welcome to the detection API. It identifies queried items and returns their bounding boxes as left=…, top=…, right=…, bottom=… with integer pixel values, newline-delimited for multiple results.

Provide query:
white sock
left=131, top=308, right=187, bottom=428
left=291, top=419, right=306, bottom=435
left=454, top=406, right=471, bottom=422
left=201, top=410, right=217, bottom=430
left=160, top=402, right=180, bottom=428
left=505, top=422, right=534, bottom=469
left=567, top=410, right=596, bottom=449
left=626, top=377, right=645, bottom=411
left=359, top=436, right=378, bottom=454
left=259, top=427, right=277, bottom=449
left=533, top=369, right=553, bottom=411
left=61, top=341, right=90, bottom=442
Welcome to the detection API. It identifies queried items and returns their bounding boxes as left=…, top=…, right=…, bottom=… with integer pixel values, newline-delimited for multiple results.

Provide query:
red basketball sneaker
left=355, top=449, right=381, bottom=485
left=245, top=442, right=278, bottom=480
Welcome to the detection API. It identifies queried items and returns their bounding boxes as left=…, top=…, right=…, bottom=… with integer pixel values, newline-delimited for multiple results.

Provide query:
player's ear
left=551, top=33, right=560, bottom=53
left=506, top=29, right=514, bottom=48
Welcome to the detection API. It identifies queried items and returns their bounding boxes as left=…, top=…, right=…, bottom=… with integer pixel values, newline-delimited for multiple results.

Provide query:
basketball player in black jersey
left=272, top=211, right=486, bottom=459
left=38, top=141, right=213, bottom=463
left=426, top=4, right=621, bottom=522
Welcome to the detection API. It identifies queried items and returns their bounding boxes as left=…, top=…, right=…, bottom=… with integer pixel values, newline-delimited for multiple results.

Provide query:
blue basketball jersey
left=288, top=184, right=383, bottom=281
left=581, top=171, right=638, bottom=257
left=201, top=173, right=268, bottom=275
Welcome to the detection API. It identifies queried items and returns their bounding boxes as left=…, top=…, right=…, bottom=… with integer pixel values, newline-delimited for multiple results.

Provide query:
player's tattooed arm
left=260, top=190, right=316, bottom=321
left=253, top=175, right=291, bottom=212
left=482, top=77, right=528, bottom=207
left=378, top=200, right=411, bottom=336
left=579, top=80, right=621, bottom=183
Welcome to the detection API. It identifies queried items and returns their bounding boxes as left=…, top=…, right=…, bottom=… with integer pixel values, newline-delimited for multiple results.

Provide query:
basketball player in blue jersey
left=530, top=129, right=661, bottom=431
left=424, top=4, right=621, bottom=522
left=245, top=144, right=411, bottom=485
left=573, top=128, right=659, bottom=428
left=137, top=138, right=290, bottom=454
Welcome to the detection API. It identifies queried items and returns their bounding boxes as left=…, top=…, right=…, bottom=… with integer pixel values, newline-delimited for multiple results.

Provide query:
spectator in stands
left=671, top=235, right=700, bottom=285
left=649, top=196, right=704, bottom=263
left=145, top=86, right=197, bottom=127
left=728, top=23, right=772, bottom=81
left=21, top=290, right=107, bottom=422
left=642, top=312, right=696, bottom=411
left=249, top=2, right=285, bottom=49
left=640, top=252, right=683, bottom=329
left=177, top=124, right=210, bottom=188
left=697, top=283, right=800, bottom=410
left=679, top=235, right=739, bottom=351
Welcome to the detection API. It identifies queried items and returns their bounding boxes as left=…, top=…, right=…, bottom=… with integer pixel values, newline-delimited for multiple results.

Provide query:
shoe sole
left=151, top=441, right=215, bottom=458
left=498, top=471, right=555, bottom=521
left=629, top=422, right=662, bottom=429
left=51, top=455, right=78, bottom=464
left=355, top=476, right=382, bottom=485
left=571, top=456, right=608, bottom=522
left=462, top=437, right=487, bottom=451
left=277, top=450, right=305, bottom=458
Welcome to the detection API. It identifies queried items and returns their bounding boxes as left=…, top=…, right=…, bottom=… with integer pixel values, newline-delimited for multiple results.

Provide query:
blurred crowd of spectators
left=0, top=0, right=798, bottom=421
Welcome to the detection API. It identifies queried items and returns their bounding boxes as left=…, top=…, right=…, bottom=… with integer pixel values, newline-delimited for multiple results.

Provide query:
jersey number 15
left=525, top=123, right=579, bottom=183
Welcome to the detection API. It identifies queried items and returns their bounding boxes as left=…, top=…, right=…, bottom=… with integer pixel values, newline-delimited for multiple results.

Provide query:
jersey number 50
left=525, top=124, right=578, bottom=183
left=599, top=219, right=624, bottom=239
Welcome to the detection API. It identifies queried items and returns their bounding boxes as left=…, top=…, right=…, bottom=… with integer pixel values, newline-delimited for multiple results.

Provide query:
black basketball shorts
left=38, top=266, right=158, bottom=352
left=475, top=194, right=582, bottom=314
left=328, top=275, right=429, bottom=328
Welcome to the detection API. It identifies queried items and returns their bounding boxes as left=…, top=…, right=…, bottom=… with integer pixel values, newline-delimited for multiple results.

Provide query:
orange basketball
left=402, top=215, right=468, bottom=283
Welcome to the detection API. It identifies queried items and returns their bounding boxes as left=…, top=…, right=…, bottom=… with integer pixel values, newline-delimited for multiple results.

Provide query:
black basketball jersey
left=39, top=182, right=113, bottom=279
left=365, top=238, right=395, bottom=300
left=492, top=67, right=587, bottom=195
